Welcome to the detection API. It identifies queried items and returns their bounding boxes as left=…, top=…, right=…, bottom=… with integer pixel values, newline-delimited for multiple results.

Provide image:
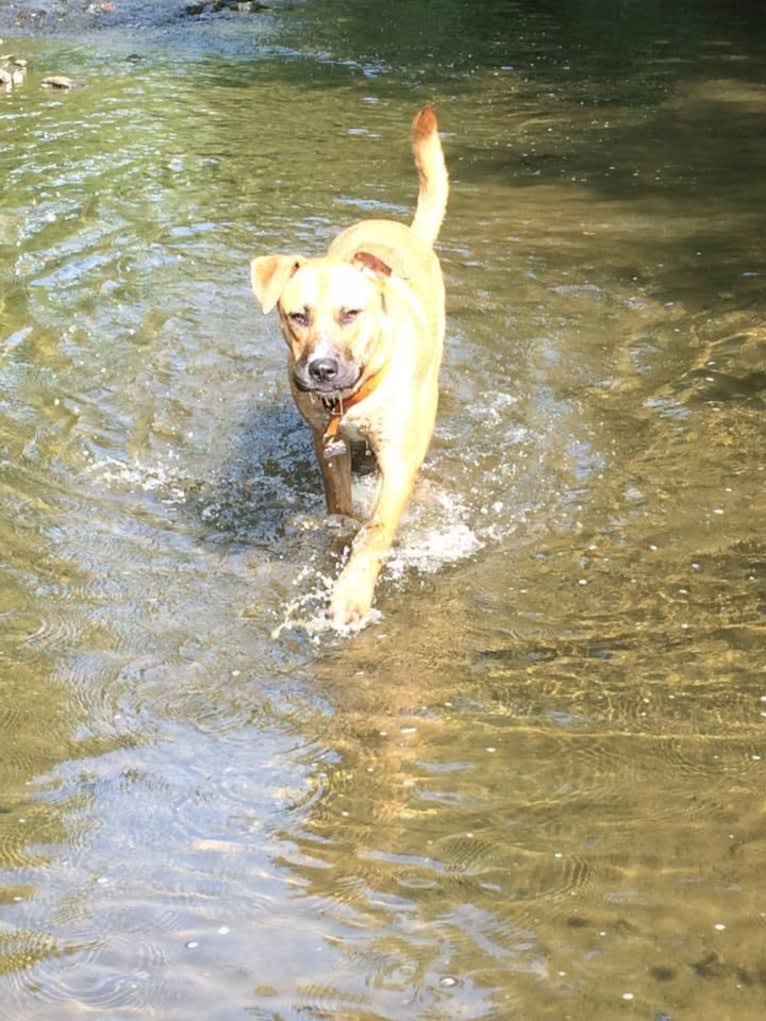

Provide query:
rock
left=0, top=53, right=25, bottom=88
left=8, top=58, right=27, bottom=85
left=41, top=75, right=80, bottom=90
left=186, top=0, right=268, bottom=14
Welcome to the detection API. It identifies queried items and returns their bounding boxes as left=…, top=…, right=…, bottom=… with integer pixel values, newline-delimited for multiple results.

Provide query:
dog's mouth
left=292, top=362, right=363, bottom=399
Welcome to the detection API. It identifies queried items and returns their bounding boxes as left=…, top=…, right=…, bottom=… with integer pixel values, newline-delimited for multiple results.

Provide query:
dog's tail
left=410, top=106, right=449, bottom=247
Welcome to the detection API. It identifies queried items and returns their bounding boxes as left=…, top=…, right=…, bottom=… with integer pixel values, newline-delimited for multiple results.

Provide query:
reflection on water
left=1, top=1, right=765, bottom=1018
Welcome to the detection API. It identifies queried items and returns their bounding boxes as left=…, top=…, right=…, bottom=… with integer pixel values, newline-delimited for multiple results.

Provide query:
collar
left=322, top=362, right=389, bottom=445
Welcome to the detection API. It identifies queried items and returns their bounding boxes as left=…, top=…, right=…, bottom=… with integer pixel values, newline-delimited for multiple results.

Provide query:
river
left=1, top=1, right=764, bottom=1018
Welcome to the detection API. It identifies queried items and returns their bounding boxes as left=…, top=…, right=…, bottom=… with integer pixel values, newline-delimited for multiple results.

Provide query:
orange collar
left=322, top=362, right=389, bottom=444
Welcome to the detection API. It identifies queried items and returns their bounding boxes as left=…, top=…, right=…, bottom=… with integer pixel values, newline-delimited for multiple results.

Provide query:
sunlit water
left=1, top=1, right=764, bottom=1018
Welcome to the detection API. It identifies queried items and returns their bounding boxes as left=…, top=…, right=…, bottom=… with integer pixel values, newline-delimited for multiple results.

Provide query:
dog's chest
left=338, top=414, right=368, bottom=445
left=296, top=379, right=394, bottom=452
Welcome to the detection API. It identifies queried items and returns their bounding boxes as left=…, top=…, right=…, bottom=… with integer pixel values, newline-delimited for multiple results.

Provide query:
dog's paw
left=329, top=571, right=376, bottom=631
left=329, top=590, right=372, bottom=630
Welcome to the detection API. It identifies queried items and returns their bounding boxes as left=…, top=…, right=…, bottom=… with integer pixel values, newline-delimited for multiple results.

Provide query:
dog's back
left=327, top=106, right=448, bottom=333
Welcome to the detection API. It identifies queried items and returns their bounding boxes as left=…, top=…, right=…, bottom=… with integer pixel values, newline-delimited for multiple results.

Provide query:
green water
left=1, top=1, right=764, bottom=1018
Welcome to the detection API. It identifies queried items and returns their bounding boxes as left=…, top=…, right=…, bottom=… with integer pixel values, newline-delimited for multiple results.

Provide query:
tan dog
left=250, top=106, right=448, bottom=627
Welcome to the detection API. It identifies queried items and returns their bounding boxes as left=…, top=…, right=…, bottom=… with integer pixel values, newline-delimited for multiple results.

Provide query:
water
left=1, top=1, right=764, bottom=1018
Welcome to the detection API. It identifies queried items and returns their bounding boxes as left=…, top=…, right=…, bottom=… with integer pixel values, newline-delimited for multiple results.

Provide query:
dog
left=250, top=106, right=448, bottom=627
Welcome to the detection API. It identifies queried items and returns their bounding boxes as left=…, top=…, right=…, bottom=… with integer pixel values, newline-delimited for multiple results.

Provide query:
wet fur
left=251, top=106, right=449, bottom=627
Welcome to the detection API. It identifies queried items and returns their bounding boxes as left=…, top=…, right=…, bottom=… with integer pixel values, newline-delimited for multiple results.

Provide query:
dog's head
left=250, top=251, right=392, bottom=397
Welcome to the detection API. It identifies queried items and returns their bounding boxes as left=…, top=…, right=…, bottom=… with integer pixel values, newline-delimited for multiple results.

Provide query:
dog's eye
left=339, top=308, right=361, bottom=325
left=287, top=310, right=309, bottom=328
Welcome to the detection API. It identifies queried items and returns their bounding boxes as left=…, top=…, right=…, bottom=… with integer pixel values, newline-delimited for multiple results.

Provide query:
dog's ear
left=250, top=254, right=305, bottom=314
left=352, top=250, right=393, bottom=278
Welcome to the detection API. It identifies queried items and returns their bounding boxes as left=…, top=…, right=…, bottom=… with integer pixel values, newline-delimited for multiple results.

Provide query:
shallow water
left=1, top=1, right=765, bottom=1018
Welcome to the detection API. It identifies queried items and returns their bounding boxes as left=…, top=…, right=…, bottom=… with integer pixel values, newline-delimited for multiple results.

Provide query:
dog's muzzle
left=294, top=353, right=361, bottom=396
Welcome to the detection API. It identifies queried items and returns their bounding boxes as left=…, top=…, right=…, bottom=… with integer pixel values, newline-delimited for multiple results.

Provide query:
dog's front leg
left=311, top=428, right=354, bottom=518
left=329, top=452, right=419, bottom=627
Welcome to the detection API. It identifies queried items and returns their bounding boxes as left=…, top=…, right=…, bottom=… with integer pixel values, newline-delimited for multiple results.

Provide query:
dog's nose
left=308, top=357, right=339, bottom=384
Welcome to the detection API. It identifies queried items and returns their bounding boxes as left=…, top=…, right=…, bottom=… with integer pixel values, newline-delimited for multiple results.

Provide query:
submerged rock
left=12, top=58, right=27, bottom=83
left=0, top=55, right=28, bottom=89
left=41, top=75, right=80, bottom=90
left=186, top=0, right=268, bottom=14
